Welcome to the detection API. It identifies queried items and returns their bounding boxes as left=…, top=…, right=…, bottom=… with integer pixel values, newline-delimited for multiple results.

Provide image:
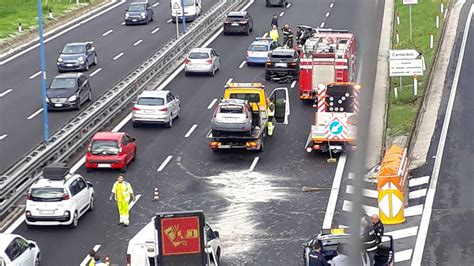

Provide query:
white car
left=184, top=48, right=221, bottom=76
left=25, top=163, right=94, bottom=228
left=0, top=233, right=40, bottom=266
left=132, top=90, right=181, bottom=128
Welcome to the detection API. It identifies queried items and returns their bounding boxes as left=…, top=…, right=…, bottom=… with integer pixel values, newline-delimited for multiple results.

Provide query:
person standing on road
left=281, top=24, right=291, bottom=47
left=271, top=14, right=279, bottom=28
left=308, top=242, right=329, bottom=266
left=88, top=249, right=96, bottom=266
left=109, top=175, right=135, bottom=226
left=270, top=25, right=280, bottom=44
left=361, top=218, right=378, bottom=266
left=331, top=244, right=349, bottom=266
left=371, top=214, right=384, bottom=244
left=93, top=254, right=105, bottom=266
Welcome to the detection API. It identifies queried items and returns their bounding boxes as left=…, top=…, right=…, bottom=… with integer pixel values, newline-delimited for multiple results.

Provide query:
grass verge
left=387, top=0, right=450, bottom=137
left=0, top=0, right=99, bottom=40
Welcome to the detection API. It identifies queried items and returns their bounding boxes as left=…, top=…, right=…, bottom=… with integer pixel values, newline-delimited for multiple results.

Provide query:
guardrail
left=0, top=0, right=248, bottom=216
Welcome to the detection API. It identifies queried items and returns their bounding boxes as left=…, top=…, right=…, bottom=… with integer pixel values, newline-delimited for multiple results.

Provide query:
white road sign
left=389, top=49, right=422, bottom=60
left=403, top=0, right=418, bottom=4
left=389, top=59, right=424, bottom=77
left=173, top=2, right=181, bottom=10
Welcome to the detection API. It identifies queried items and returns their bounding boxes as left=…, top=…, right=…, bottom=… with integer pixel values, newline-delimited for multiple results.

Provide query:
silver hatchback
left=132, top=90, right=181, bottom=128
left=184, top=48, right=221, bottom=76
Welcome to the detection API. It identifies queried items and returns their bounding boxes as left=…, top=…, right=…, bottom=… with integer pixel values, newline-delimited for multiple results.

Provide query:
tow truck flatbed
left=207, top=124, right=267, bottom=151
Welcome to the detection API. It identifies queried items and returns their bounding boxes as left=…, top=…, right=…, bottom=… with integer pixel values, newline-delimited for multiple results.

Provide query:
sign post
left=403, top=0, right=419, bottom=40
left=172, top=2, right=180, bottom=38
left=389, top=49, right=424, bottom=96
left=180, top=0, right=186, bottom=34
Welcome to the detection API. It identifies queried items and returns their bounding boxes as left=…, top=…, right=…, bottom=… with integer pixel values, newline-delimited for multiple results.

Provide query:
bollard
left=153, top=187, right=160, bottom=200
left=396, top=12, right=400, bottom=25
left=49, top=10, right=53, bottom=19
left=436, top=15, right=439, bottom=29
left=395, top=30, right=400, bottom=44
left=393, top=82, right=398, bottom=99
left=441, top=1, right=444, bottom=14
left=18, top=23, right=23, bottom=32
left=430, top=33, right=434, bottom=49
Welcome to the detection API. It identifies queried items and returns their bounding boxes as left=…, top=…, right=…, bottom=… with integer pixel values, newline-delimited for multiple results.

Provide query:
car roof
left=53, top=73, right=82, bottom=79
left=0, top=233, right=19, bottom=249
left=189, top=48, right=212, bottom=53
left=137, top=90, right=169, bottom=98
left=227, top=11, right=247, bottom=16
left=92, top=132, right=125, bottom=141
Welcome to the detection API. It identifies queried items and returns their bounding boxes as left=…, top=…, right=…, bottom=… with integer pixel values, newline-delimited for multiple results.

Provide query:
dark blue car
left=57, top=42, right=97, bottom=72
left=125, top=1, right=154, bottom=25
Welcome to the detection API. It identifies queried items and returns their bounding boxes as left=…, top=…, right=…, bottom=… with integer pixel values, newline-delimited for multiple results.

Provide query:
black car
left=125, top=1, right=154, bottom=25
left=266, top=0, right=288, bottom=7
left=57, top=42, right=97, bottom=72
left=265, top=47, right=299, bottom=82
left=223, top=11, right=253, bottom=35
left=46, top=73, right=92, bottom=111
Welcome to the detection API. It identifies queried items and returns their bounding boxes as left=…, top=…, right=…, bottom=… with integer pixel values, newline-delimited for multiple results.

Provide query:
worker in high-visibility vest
left=267, top=102, right=275, bottom=136
left=269, top=25, right=279, bottom=44
left=109, top=175, right=135, bottom=226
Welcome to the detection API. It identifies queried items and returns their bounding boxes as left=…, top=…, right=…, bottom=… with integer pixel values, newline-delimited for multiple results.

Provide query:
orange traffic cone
left=104, top=255, right=110, bottom=265
left=153, top=188, right=160, bottom=201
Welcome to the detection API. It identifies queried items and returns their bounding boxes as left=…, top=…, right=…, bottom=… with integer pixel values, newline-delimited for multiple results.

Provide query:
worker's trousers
left=117, top=200, right=130, bottom=225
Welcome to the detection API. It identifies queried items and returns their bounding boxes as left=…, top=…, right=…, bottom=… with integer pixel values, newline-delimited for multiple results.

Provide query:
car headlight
left=77, top=56, right=84, bottom=62
left=68, top=95, right=77, bottom=102
left=125, top=13, right=129, bottom=18
left=140, top=12, right=146, bottom=18
left=45, top=97, right=50, bottom=103
left=57, top=58, right=63, bottom=62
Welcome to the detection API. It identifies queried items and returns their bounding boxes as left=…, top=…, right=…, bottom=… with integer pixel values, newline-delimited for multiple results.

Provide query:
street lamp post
left=36, top=0, right=49, bottom=143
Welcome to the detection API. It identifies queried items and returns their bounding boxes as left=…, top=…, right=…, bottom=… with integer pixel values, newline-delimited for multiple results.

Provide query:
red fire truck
left=298, top=29, right=357, bottom=100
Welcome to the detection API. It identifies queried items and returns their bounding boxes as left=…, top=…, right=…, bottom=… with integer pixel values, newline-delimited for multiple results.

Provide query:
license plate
left=329, top=146, right=343, bottom=150
left=231, top=22, right=239, bottom=26
left=144, top=110, right=154, bottom=113
left=275, top=63, right=288, bottom=68
left=98, top=163, right=111, bottom=168
left=218, top=144, right=231, bottom=149
left=54, top=104, right=63, bottom=107
left=132, top=19, right=137, bottom=22
left=39, top=210, right=54, bottom=215
left=66, top=64, right=73, bottom=67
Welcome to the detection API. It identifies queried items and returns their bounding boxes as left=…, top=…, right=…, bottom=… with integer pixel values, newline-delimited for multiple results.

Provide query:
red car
left=85, top=132, right=137, bottom=172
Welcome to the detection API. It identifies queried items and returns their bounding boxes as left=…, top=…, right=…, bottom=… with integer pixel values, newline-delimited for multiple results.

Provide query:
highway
left=0, top=0, right=215, bottom=173
left=5, top=0, right=385, bottom=265
left=418, top=4, right=474, bottom=264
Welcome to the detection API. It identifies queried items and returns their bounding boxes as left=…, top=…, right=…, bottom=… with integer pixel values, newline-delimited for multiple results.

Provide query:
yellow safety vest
left=270, top=29, right=279, bottom=42
left=112, top=181, right=133, bottom=202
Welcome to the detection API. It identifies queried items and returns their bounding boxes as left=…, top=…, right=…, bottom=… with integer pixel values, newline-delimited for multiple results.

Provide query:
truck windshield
left=229, top=93, right=260, bottom=104
left=91, top=140, right=119, bottom=155
left=30, top=188, right=64, bottom=202
left=182, top=0, right=194, bottom=6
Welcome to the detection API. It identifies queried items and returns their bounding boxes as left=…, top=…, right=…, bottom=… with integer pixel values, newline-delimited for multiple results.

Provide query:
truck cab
left=171, top=0, right=202, bottom=22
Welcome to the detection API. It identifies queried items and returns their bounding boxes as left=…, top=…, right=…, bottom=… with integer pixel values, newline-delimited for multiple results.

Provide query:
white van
left=170, top=0, right=202, bottom=22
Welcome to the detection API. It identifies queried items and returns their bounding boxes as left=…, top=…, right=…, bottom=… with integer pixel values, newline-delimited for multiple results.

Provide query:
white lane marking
left=290, top=80, right=296, bottom=89
left=166, top=18, right=172, bottom=23
left=409, top=175, right=430, bottom=187
left=133, top=39, right=143, bottom=46
left=152, top=2, right=160, bottom=8
left=226, top=78, right=233, bottom=84
left=279, top=11, right=285, bottom=17
left=79, top=244, right=101, bottom=266
left=320, top=22, right=325, bottom=28
left=0, top=134, right=7, bottom=140
left=121, top=21, right=126, bottom=25
left=0, top=89, right=12, bottom=97
left=151, top=27, right=161, bottom=34
left=345, top=184, right=378, bottom=198
left=395, top=249, right=413, bottom=263
left=342, top=200, right=378, bottom=216
left=129, top=194, right=141, bottom=209
left=405, top=204, right=424, bottom=217
left=112, top=52, right=124, bottom=61
left=409, top=188, right=427, bottom=199
left=101, top=29, right=113, bottom=37
left=262, top=32, right=268, bottom=38
left=27, top=108, right=43, bottom=120
left=330, top=3, right=334, bottom=8
left=287, top=3, right=291, bottom=8
left=325, top=12, right=330, bottom=18
left=28, top=71, right=41, bottom=79
left=385, top=226, right=418, bottom=240
left=157, top=155, right=173, bottom=172
left=322, top=154, right=347, bottom=229
left=249, top=157, right=260, bottom=172
left=89, top=67, right=102, bottom=77
left=71, top=157, right=86, bottom=173
left=207, top=98, right=218, bottom=109
left=347, top=172, right=375, bottom=183
left=239, top=60, right=246, bottom=68
left=185, top=124, right=198, bottom=138
left=413, top=6, right=474, bottom=265
left=0, top=1, right=126, bottom=66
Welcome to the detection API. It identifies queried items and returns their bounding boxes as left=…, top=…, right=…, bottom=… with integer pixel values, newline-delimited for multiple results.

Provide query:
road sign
left=403, top=0, right=418, bottom=4
left=389, top=49, right=422, bottom=60
left=329, top=120, right=343, bottom=135
left=389, top=59, right=424, bottom=77
left=173, top=2, right=181, bottom=10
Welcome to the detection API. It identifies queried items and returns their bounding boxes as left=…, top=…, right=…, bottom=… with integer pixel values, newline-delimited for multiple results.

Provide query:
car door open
left=269, top=87, right=290, bottom=124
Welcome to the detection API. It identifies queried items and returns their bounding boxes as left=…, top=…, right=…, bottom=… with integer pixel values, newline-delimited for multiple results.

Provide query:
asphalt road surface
left=8, top=0, right=384, bottom=265
left=0, top=0, right=214, bottom=173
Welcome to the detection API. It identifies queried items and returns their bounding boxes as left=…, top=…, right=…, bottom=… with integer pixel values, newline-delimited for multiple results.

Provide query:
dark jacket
left=361, top=225, right=378, bottom=252
left=308, top=250, right=329, bottom=266
left=271, top=17, right=279, bottom=27
left=373, top=220, right=384, bottom=243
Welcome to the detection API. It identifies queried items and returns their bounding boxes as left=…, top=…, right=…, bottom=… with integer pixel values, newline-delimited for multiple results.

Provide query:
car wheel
left=76, top=98, right=81, bottom=110
left=89, top=196, right=94, bottom=211
left=245, top=27, right=250, bottom=35
left=150, top=15, right=154, bottom=22
left=85, top=167, right=92, bottom=172
left=176, top=106, right=181, bottom=119
left=247, top=62, right=252, bottom=66
left=35, top=254, right=40, bottom=266
left=84, top=61, right=89, bottom=71
left=216, top=248, right=221, bottom=264
left=184, top=71, right=190, bottom=76
left=69, top=211, right=79, bottom=228
left=223, top=31, right=228, bottom=36
left=87, top=90, right=92, bottom=101
left=210, top=67, right=216, bottom=76
left=132, top=121, right=140, bottom=128
left=93, top=56, right=98, bottom=66
left=265, top=72, right=271, bottom=80
left=166, top=115, right=173, bottom=128
left=131, top=148, right=137, bottom=161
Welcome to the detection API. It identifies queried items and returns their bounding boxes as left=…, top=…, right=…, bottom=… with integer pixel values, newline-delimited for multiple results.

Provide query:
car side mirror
left=214, top=231, right=220, bottom=238
left=131, top=137, right=136, bottom=142
left=87, top=181, right=94, bottom=188
left=59, top=50, right=62, bottom=54
left=28, top=242, right=36, bottom=249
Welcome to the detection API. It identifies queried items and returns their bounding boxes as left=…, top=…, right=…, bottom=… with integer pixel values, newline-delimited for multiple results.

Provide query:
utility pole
left=36, top=0, right=50, bottom=143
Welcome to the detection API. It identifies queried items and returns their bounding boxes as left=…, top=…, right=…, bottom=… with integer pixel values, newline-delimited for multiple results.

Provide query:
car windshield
left=49, top=78, right=76, bottom=90
left=227, top=15, right=245, bottom=21
left=229, top=93, right=260, bottom=104
left=128, top=4, right=146, bottom=11
left=62, top=44, right=85, bottom=54
left=137, top=97, right=164, bottom=106
left=91, top=140, right=119, bottom=155
left=249, top=44, right=268, bottom=52
left=189, top=52, right=209, bottom=59
left=182, top=0, right=194, bottom=6
left=219, top=105, right=244, bottom=113
left=30, top=187, right=64, bottom=202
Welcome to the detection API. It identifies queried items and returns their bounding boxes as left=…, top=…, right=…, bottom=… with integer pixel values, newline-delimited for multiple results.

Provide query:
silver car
left=132, top=90, right=181, bottom=128
left=184, top=48, right=221, bottom=76
left=211, top=99, right=253, bottom=136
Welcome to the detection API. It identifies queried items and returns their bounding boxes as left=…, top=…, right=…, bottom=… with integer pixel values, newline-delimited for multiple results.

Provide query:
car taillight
left=63, top=190, right=70, bottom=200
left=184, top=58, right=191, bottom=64
left=245, top=51, right=249, bottom=57
left=266, top=61, right=272, bottom=65
left=126, top=254, right=131, bottom=265
left=27, top=192, right=32, bottom=200
left=132, top=106, right=141, bottom=111
left=224, top=20, right=231, bottom=24
left=160, top=107, right=168, bottom=111
left=206, top=59, right=213, bottom=64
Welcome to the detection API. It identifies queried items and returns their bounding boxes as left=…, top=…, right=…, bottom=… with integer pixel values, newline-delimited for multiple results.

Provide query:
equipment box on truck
left=127, top=210, right=221, bottom=266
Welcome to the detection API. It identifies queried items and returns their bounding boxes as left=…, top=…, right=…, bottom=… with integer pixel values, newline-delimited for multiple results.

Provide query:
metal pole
left=176, top=14, right=179, bottom=38
left=180, top=0, right=186, bottom=33
left=409, top=5, right=413, bottom=40
left=37, top=0, right=49, bottom=143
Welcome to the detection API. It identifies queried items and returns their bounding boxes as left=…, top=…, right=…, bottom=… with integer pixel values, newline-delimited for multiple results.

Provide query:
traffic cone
left=153, top=188, right=160, bottom=201
left=104, top=255, right=110, bottom=265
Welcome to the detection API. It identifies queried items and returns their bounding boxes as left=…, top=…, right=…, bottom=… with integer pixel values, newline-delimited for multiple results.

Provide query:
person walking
left=269, top=25, right=280, bottom=44
left=308, top=242, right=329, bottom=266
left=281, top=24, right=291, bottom=47
left=371, top=214, right=384, bottom=244
left=271, top=14, right=279, bottom=28
left=109, top=175, right=135, bottom=226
